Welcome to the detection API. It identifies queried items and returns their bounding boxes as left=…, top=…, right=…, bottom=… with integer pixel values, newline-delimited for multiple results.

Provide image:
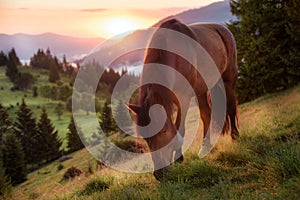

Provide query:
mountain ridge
left=83, top=1, right=235, bottom=68
left=0, top=1, right=234, bottom=63
left=0, top=32, right=104, bottom=61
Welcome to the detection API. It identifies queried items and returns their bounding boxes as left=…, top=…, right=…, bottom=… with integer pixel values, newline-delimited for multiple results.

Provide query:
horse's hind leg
left=224, top=80, right=239, bottom=140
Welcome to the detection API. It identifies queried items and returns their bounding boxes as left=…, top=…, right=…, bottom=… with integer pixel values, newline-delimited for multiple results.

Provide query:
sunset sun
left=102, top=17, right=141, bottom=38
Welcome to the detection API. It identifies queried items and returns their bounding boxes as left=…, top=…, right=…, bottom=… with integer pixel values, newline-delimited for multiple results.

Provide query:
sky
left=1, top=0, right=222, bottom=39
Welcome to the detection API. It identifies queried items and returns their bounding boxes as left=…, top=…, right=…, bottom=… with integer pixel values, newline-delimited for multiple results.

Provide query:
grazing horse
left=128, top=19, right=239, bottom=180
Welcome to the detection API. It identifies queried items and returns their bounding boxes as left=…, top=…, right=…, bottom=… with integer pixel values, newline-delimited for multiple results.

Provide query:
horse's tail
left=210, top=76, right=239, bottom=138
left=214, top=25, right=239, bottom=139
left=222, top=100, right=239, bottom=137
left=227, top=98, right=239, bottom=140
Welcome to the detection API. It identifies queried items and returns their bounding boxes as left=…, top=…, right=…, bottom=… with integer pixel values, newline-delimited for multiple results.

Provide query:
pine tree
left=0, top=104, right=12, bottom=144
left=0, top=51, right=7, bottom=66
left=37, top=107, right=62, bottom=162
left=63, top=55, right=67, bottom=66
left=228, top=0, right=300, bottom=103
left=5, top=55, right=20, bottom=83
left=8, top=48, right=21, bottom=66
left=0, top=149, right=11, bottom=196
left=62, top=54, right=68, bottom=72
left=284, top=0, right=300, bottom=85
left=15, top=72, right=36, bottom=91
left=14, top=99, right=39, bottom=164
left=57, top=84, right=72, bottom=101
left=100, top=101, right=117, bottom=135
left=49, top=58, right=60, bottom=83
left=46, top=48, right=51, bottom=59
left=30, top=49, right=49, bottom=69
left=67, top=116, right=85, bottom=153
left=1, top=133, right=27, bottom=185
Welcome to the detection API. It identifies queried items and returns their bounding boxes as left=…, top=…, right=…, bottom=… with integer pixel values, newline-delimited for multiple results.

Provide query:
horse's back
left=188, top=23, right=237, bottom=76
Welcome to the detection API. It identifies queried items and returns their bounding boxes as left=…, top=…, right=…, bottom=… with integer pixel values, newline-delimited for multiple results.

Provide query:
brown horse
left=128, top=19, right=239, bottom=180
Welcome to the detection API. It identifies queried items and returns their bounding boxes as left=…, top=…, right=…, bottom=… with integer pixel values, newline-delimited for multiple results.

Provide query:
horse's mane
left=140, top=19, right=197, bottom=118
left=144, top=18, right=197, bottom=63
left=159, top=18, right=197, bottom=41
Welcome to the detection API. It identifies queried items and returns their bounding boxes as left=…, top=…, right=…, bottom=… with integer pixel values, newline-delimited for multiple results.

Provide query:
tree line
left=1, top=1, right=299, bottom=104
left=0, top=100, right=84, bottom=190
left=0, top=48, right=138, bottom=123
left=0, top=48, right=61, bottom=89
left=0, top=48, right=36, bottom=92
left=0, top=97, right=130, bottom=191
left=228, top=0, right=300, bottom=103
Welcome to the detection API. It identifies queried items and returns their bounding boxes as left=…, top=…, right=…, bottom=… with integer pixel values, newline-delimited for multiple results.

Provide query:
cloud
left=78, top=7, right=187, bottom=16
left=79, top=8, right=107, bottom=13
left=129, top=7, right=188, bottom=18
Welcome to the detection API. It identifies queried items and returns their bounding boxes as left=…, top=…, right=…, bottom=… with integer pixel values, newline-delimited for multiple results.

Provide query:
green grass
left=3, top=66, right=300, bottom=200
left=0, top=66, right=72, bottom=148
left=77, top=176, right=113, bottom=196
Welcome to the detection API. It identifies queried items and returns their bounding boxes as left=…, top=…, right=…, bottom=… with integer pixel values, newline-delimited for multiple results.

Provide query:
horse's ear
left=125, top=103, right=141, bottom=115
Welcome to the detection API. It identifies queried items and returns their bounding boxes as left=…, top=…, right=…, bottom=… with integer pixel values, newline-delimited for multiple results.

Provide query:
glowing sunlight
left=101, top=17, right=142, bottom=38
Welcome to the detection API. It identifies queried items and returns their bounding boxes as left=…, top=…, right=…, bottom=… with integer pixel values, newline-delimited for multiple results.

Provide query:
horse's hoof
left=199, top=142, right=213, bottom=158
left=175, top=155, right=184, bottom=163
left=153, top=166, right=171, bottom=181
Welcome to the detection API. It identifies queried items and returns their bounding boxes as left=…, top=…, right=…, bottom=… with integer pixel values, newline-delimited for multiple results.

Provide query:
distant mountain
left=0, top=1, right=234, bottom=65
left=153, top=1, right=234, bottom=27
left=84, top=1, right=236, bottom=68
left=0, top=33, right=104, bottom=62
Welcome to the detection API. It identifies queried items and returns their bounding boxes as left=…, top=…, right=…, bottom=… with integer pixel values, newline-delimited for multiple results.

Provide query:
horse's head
left=127, top=102, right=182, bottom=180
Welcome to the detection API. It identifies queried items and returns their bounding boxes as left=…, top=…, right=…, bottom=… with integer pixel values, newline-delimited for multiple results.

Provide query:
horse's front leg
left=196, top=92, right=213, bottom=158
left=196, top=93, right=211, bottom=138
left=174, top=96, right=191, bottom=163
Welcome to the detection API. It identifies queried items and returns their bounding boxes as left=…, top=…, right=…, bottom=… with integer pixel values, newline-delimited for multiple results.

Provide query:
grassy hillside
left=4, top=77, right=300, bottom=199
left=0, top=66, right=71, bottom=148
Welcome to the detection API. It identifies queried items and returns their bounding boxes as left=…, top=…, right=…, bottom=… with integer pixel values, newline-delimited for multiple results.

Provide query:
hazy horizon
left=1, top=0, right=223, bottom=39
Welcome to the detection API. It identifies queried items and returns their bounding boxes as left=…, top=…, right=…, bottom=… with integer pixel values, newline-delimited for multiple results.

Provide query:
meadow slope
left=0, top=67, right=72, bottom=149
left=4, top=83, right=300, bottom=200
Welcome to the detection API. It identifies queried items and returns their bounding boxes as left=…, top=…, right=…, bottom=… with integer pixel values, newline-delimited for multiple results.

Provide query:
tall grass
left=77, top=176, right=113, bottom=196
left=9, top=83, right=300, bottom=199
